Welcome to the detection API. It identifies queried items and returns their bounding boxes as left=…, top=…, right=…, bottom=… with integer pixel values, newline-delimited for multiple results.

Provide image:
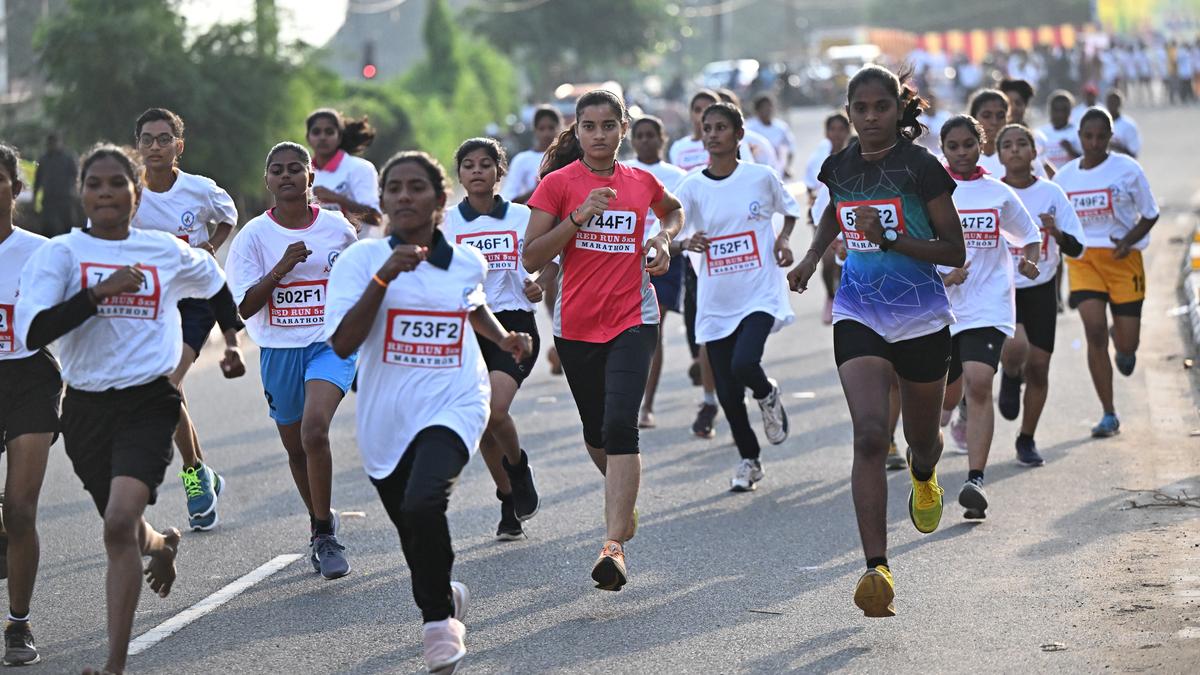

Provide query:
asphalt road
left=16, top=103, right=1200, bottom=674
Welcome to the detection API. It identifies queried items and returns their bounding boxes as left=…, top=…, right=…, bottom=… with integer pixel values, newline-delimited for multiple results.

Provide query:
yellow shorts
left=1066, top=248, right=1145, bottom=307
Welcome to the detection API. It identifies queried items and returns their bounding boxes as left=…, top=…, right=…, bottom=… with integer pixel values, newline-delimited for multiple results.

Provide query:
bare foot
left=143, top=528, right=180, bottom=598
left=638, top=409, right=656, bottom=429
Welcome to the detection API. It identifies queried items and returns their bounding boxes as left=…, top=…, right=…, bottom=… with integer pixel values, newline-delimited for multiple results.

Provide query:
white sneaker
left=730, top=458, right=764, bottom=492
left=423, top=619, right=466, bottom=673
left=757, top=379, right=789, bottom=445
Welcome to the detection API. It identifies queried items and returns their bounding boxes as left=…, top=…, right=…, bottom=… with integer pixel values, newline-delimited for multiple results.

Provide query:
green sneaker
left=906, top=450, right=944, bottom=534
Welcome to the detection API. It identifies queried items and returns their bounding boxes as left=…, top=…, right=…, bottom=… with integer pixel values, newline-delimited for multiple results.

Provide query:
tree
left=866, top=0, right=1090, bottom=33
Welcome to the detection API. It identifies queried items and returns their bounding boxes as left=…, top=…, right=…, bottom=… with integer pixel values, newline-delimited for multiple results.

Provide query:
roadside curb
left=1183, top=224, right=1200, bottom=349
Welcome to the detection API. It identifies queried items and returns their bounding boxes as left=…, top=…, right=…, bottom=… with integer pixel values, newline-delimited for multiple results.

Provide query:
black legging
left=705, top=312, right=774, bottom=460
left=370, top=425, right=469, bottom=623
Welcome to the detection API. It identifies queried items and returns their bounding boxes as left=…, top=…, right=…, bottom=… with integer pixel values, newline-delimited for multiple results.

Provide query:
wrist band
left=270, top=271, right=284, bottom=283
left=371, top=274, right=389, bottom=289
left=568, top=210, right=583, bottom=227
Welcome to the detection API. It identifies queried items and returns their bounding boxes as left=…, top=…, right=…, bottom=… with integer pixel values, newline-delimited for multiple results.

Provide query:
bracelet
left=269, top=271, right=284, bottom=283
left=371, top=274, right=389, bottom=289
left=568, top=210, right=583, bottom=227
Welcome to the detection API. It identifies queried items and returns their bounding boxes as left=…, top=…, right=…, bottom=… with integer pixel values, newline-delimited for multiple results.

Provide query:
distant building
left=321, top=0, right=472, bottom=81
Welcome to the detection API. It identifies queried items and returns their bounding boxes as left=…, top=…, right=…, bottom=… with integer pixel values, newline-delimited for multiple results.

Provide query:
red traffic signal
left=362, top=64, right=377, bottom=79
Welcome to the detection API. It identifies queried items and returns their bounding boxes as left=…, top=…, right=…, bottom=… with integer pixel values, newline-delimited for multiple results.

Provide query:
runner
left=746, top=93, right=797, bottom=177
left=0, top=145, right=55, bottom=667
left=225, top=142, right=358, bottom=578
left=715, top=89, right=779, bottom=171
left=674, top=102, right=799, bottom=492
left=971, top=89, right=1046, bottom=178
left=1104, top=90, right=1142, bottom=158
left=306, top=108, right=382, bottom=232
left=787, top=65, right=965, bottom=618
left=502, top=105, right=562, bottom=203
left=937, top=115, right=1042, bottom=519
left=326, top=150, right=533, bottom=674
left=999, top=78, right=1054, bottom=177
left=1037, top=90, right=1081, bottom=170
left=668, top=89, right=720, bottom=172
left=626, top=116, right=688, bottom=430
left=1054, top=108, right=1160, bottom=437
left=804, top=113, right=852, bottom=325
left=130, top=107, right=240, bottom=531
left=442, top=137, right=547, bottom=541
left=525, top=89, right=683, bottom=591
left=15, top=144, right=245, bottom=675
left=995, top=123, right=1086, bottom=466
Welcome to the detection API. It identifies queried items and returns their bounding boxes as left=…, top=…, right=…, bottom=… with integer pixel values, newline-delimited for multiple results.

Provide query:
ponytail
left=306, top=108, right=376, bottom=156
left=847, top=64, right=928, bottom=142
left=540, top=125, right=583, bottom=178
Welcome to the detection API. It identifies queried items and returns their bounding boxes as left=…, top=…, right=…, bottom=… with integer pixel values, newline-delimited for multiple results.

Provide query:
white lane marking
left=129, top=554, right=303, bottom=656
left=791, top=391, right=816, bottom=400
left=536, top=396, right=557, bottom=403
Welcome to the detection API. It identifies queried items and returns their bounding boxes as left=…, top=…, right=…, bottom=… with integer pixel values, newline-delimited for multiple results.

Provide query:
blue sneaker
left=309, top=509, right=340, bottom=572
left=312, top=534, right=351, bottom=580
left=180, top=464, right=222, bottom=518
left=189, top=510, right=219, bottom=532
left=1114, top=351, right=1136, bottom=377
left=1091, top=413, right=1121, bottom=438
left=1015, top=436, right=1045, bottom=467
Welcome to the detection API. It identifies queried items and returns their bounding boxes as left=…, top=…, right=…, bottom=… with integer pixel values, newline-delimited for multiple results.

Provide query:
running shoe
left=821, top=297, right=834, bottom=325
left=692, top=402, right=718, bottom=439
left=638, top=409, right=656, bottom=429
left=312, top=534, right=351, bottom=580
left=189, top=510, right=219, bottom=532
left=2, top=621, right=39, bottom=666
left=757, top=379, right=789, bottom=445
left=1114, top=351, right=1137, bottom=377
left=502, top=450, right=540, bottom=521
left=949, top=408, right=969, bottom=454
left=179, top=463, right=222, bottom=518
left=997, top=372, right=1023, bottom=421
left=688, top=361, right=702, bottom=386
left=853, top=565, right=895, bottom=618
left=1091, top=413, right=1121, bottom=438
left=450, top=581, right=469, bottom=622
left=1015, top=435, right=1045, bottom=467
left=591, top=540, right=628, bottom=591
left=906, top=450, right=944, bottom=534
left=730, top=458, right=764, bottom=492
left=422, top=618, right=466, bottom=674
left=495, top=492, right=525, bottom=542
left=958, top=477, right=988, bottom=520
left=309, top=509, right=341, bottom=572
left=885, top=441, right=907, bottom=471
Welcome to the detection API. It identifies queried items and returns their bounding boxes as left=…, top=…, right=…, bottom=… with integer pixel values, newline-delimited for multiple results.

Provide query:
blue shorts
left=650, top=253, right=685, bottom=313
left=259, top=342, right=357, bottom=425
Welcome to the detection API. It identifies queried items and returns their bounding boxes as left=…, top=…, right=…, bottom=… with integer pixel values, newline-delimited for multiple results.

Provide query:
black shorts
left=477, top=310, right=540, bottom=386
left=650, top=254, right=686, bottom=313
left=1067, top=290, right=1144, bottom=318
left=179, top=298, right=216, bottom=355
left=0, top=350, right=63, bottom=447
left=947, top=327, right=1007, bottom=383
left=61, top=377, right=181, bottom=515
left=1015, top=281, right=1058, bottom=353
left=833, top=321, right=951, bottom=383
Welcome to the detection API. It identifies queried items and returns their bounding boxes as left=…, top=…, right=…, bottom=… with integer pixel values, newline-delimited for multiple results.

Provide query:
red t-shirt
left=528, top=160, right=665, bottom=342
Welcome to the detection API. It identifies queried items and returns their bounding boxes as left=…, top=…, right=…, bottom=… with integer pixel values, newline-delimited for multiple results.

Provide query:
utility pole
left=255, top=0, right=278, bottom=56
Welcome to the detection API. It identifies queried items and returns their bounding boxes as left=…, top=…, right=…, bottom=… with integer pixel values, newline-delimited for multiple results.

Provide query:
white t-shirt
left=1053, top=154, right=1159, bottom=251
left=626, top=159, right=688, bottom=241
left=668, top=136, right=762, bottom=174
left=225, top=207, right=358, bottom=348
left=674, top=162, right=801, bottom=343
left=740, top=128, right=779, bottom=172
left=1112, top=115, right=1142, bottom=157
left=1037, top=123, right=1081, bottom=169
left=979, top=149, right=1047, bottom=179
left=1006, top=178, right=1086, bottom=289
left=804, top=139, right=833, bottom=191
left=324, top=236, right=490, bottom=479
left=940, top=175, right=1041, bottom=336
left=15, top=229, right=225, bottom=390
left=500, top=149, right=544, bottom=201
left=313, top=150, right=380, bottom=216
left=0, top=228, right=49, bottom=361
left=441, top=197, right=536, bottom=313
left=746, top=117, right=795, bottom=173
left=132, top=171, right=238, bottom=248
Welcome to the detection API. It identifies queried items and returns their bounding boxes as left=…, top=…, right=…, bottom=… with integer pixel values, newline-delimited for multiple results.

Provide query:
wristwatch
left=880, top=228, right=899, bottom=251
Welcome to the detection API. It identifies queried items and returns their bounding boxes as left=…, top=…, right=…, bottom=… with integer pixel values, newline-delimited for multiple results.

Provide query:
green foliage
left=866, top=0, right=1090, bottom=33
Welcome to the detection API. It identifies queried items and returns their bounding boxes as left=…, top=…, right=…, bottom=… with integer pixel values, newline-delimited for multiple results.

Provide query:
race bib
left=80, top=263, right=162, bottom=320
left=269, top=279, right=326, bottom=327
left=1068, top=189, right=1113, bottom=218
left=384, top=309, right=466, bottom=368
left=457, top=231, right=518, bottom=271
left=576, top=210, right=639, bottom=254
left=676, top=147, right=708, bottom=171
left=836, top=198, right=906, bottom=252
left=960, top=209, right=1000, bottom=249
left=0, top=304, right=13, bottom=352
left=706, top=231, right=762, bottom=276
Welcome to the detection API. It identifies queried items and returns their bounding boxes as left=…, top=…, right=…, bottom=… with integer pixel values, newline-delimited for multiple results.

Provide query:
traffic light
left=362, top=41, right=377, bottom=80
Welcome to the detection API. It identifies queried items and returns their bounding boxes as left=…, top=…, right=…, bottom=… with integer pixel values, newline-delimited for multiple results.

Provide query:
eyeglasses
left=138, top=133, right=176, bottom=148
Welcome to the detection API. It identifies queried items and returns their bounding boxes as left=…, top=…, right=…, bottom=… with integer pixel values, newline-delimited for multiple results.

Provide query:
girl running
left=971, top=89, right=1047, bottom=179
left=442, top=137, right=549, bottom=541
left=669, top=89, right=720, bottom=172
left=995, top=124, right=1086, bottom=466
left=626, top=116, right=688, bottom=429
left=131, top=107, right=240, bottom=531
left=937, top=115, right=1042, bottom=519
left=804, top=112, right=853, bottom=325
left=1054, top=108, right=1160, bottom=437
left=787, top=65, right=965, bottom=618
left=306, top=108, right=382, bottom=231
left=502, top=105, right=562, bottom=203
left=525, top=89, right=682, bottom=592
left=16, top=145, right=244, bottom=675
left=326, top=151, right=532, bottom=675
left=225, top=142, right=358, bottom=579
left=674, top=102, right=800, bottom=492
left=1038, top=90, right=1081, bottom=170
left=0, top=145, right=55, bottom=667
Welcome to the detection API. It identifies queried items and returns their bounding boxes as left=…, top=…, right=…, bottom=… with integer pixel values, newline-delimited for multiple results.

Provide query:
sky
left=178, top=0, right=350, bottom=46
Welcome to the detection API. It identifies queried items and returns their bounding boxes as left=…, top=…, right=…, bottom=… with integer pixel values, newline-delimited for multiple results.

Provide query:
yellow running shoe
left=907, top=452, right=944, bottom=534
left=854, top=565, right=896, bottom=618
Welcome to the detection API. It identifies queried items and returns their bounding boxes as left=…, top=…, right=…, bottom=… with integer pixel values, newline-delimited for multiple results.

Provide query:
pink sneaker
left=822, top=297, right=834, bottom=325
left=422, top=619, right=466, bottom=673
